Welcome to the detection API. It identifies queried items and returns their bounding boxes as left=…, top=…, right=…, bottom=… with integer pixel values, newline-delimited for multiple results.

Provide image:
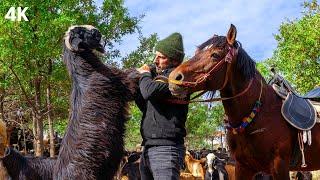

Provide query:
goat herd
left=118, top=148, right=312, bottom=180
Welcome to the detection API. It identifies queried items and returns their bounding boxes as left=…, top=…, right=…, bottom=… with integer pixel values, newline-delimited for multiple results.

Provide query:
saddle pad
left=311, top=101, right=320, bottom=113
left=304, top=87, right=320, bottom=101
left=281, top=92, right=316, bottom=130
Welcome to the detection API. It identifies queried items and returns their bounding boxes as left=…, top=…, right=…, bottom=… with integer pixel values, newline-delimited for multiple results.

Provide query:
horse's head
left=64, top=25, right=106, bottom=54
left=169, top=24, right=249, bottom=98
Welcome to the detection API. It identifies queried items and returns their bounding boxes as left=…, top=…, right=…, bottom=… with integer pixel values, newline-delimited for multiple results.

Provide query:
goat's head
left=64, top=25, right=105, bottom=54
left=206, top=153, right=216, bottom=172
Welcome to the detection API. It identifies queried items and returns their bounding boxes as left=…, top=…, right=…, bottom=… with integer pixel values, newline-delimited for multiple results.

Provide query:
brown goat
left=0, top=120, right=9, bottom=180
left=225, top=163, right=235, bottom=180
left=180, top=172, right=196, bottom=180
left=0, top=120, right=7, bottom=156
left=185, top=151, right=206, bottom=179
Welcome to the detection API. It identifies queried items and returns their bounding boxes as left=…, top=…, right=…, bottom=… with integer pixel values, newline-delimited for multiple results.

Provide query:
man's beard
left=155, top=63, right=175, bottom=74
left=156, top=66, right=162, bottom=73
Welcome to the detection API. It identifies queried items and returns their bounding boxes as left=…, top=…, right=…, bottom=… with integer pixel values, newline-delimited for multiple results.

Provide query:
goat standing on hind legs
left=54, top=25, right=140, bottom=180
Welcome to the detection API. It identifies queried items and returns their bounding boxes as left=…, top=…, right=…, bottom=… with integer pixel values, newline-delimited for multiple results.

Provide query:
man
left=136, top=32, right=189, bottom=180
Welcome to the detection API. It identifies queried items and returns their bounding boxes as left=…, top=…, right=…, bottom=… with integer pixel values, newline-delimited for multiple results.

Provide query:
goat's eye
left=211, top=52, right=220, bottom=60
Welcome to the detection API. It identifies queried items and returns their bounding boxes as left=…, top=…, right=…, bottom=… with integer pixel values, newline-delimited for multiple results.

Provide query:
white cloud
left=114, top=0, right=302, bottom=62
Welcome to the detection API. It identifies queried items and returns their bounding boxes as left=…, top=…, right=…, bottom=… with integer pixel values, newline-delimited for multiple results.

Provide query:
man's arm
left=139, top=72, right=171, bottom=100
left=134, top=90, right=146, bottom=112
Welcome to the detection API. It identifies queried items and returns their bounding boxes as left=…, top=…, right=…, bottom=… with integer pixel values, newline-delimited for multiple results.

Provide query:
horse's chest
left=228, top=134, right=271, bottom=168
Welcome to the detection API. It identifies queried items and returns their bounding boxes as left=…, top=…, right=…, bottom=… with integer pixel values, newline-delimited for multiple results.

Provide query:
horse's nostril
left=175, top=73, right=184, bottom=81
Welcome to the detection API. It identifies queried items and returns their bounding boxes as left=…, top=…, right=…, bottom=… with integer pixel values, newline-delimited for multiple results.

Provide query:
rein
left=165, top=79, right=254, bottom=104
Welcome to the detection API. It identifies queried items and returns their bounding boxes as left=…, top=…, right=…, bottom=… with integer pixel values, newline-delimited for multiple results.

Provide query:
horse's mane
left=197, top=35, right=256, bottom=81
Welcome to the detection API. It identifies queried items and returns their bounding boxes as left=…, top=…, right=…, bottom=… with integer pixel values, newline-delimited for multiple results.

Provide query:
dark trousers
left=140, top=145, right=185, bottom=180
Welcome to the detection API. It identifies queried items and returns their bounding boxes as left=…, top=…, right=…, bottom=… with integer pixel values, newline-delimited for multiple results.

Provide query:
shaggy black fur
left=53, top=25, right=140, bottom=180
left=0, top=147, right=55, bottom=180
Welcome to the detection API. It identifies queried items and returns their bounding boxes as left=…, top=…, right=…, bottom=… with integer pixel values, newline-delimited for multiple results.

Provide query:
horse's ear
left=195, top=48, right=200, bottom=55
left=226, top=24, right=237, bottom=46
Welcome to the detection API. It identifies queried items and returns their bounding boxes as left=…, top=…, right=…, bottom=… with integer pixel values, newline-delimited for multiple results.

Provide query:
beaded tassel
left=226, top=101, right=262, bottom=134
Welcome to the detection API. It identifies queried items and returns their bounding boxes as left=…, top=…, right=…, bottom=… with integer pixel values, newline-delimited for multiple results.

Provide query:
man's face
left=154, top=51, right=170, bottom=72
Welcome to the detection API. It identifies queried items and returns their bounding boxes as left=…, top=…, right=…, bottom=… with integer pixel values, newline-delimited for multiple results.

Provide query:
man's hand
left=137, top=64, right=151, bottom=74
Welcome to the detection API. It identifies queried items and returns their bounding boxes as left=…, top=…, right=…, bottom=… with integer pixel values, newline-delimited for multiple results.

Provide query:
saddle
left=269, top=73, right=319, bottom=130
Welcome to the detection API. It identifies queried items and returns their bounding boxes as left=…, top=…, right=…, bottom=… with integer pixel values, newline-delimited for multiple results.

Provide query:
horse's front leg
left=235, top=163, right=256, bottom=180
left=271, top=156, right=290, bottom=180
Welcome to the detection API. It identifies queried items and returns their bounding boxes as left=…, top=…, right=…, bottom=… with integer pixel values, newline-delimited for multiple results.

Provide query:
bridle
left=168, top=45, right=238, bottom=90
left=165, top=44, right=255, bottom=104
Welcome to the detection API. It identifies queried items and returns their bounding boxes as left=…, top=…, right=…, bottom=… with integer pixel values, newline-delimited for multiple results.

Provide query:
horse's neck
left=221, top=74, right=263, bottom=126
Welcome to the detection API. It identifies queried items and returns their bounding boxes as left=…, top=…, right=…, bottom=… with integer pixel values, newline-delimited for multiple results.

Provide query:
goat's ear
left=226, top=24, right=237, bottom=46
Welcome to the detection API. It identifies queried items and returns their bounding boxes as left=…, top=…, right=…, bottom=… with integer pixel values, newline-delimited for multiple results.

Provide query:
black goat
left=53, top=25, right=140, bottom=179
left=205, top=153, right=228, bottom=180
left=0, top=147, right=55, bottom=180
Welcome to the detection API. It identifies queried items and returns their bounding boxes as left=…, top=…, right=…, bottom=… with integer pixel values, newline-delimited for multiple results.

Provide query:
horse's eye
left=211, top=52, right=220, bottom=60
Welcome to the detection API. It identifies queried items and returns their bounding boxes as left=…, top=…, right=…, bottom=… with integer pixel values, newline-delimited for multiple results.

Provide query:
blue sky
left=98, top=0, right=304, bottom=62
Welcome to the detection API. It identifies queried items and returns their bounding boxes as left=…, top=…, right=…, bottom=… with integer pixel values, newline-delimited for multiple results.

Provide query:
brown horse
left=168, top=24, right=320, bottom=179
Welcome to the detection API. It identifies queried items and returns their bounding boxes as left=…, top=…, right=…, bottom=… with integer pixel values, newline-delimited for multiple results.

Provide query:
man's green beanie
left=155, top=32, right=185, bottom=63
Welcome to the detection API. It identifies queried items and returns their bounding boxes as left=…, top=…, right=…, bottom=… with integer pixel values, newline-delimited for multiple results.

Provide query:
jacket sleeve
left=139, top=72, right=171, bottom=100
left=134, top=90, right=146, bottom=112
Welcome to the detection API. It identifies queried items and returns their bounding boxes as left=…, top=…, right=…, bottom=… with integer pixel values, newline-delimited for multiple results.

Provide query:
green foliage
left=124, top=104, right=142, bottom=150
left=53, top=118, right=69, bottom=136
left=0, top=0, right=141, bottom=136
left=256, top=61, right=271, bottom=80
left=122, top=33, right=158, bottom=68
left=185, top=102, right=224, bottom=149
left=268, top=1, right=320, bottom=93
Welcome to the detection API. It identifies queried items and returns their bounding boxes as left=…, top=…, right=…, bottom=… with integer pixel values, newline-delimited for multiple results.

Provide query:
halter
left=165, top=45, right=255, bottom=104
left=168, top=45, right=238, bottom=90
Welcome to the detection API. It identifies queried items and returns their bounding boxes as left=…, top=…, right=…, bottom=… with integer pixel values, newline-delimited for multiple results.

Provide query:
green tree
left=185, top=102, right=224, bottom=149
left=0, top=0, right=141, bottom=156
left=124, top=104, right=142, bottom=150
left=122, top=33, right=158, bottom=68
left=268, top=0, right=320, bottom=93
left=256, top=61, right=271, bottom=80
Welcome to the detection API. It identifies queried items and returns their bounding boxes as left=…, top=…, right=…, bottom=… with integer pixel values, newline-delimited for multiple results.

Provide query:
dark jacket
left=136, top=68, right=189, bottom=146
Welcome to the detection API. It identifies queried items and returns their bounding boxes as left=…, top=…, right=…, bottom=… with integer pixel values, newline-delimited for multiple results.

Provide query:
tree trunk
left=32, top=111, right=37, bottom=153
left=47, top=86, right=55, bottom=157
left=0, top=89, right=5, bottom=123
left=0, top=74, right=6, bottom=123
left=34, top=77, right=43, bottom=157
left=47, top=59, right=55, bottom=157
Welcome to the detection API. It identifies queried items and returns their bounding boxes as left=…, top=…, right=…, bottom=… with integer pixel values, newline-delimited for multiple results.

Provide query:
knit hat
left=155, top=32, right=185, bottom=63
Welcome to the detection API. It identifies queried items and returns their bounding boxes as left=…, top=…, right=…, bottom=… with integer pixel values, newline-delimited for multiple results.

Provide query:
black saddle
left=281, top=92, right=316, bottom=130
left=269, top=72, right=318, bottom=130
